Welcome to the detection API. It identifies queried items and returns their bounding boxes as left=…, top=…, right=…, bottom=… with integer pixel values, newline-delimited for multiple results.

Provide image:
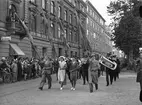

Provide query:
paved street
left=0, top=72, right=141, bottom=105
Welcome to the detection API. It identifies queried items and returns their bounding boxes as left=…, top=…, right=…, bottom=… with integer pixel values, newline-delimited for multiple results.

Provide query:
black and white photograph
left=0, top=0, right=142, bottom=105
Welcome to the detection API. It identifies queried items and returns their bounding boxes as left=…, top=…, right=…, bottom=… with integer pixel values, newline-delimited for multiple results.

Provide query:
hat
left=1, top=57, right=6, bottom=61
left=59, top=56, right=65, bottom=60
left=139, top=48, right=142, bottom=53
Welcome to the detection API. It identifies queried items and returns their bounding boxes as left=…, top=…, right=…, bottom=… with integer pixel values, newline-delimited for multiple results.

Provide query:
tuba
left=99, top=56, right=117, bottom=70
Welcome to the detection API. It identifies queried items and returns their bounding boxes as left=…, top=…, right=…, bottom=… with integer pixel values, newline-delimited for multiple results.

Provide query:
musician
left=110, top=55, right=117, bottom=82
left=136, top=49, right=142, bottom=102
left=105, top=52, right=112, bottom=86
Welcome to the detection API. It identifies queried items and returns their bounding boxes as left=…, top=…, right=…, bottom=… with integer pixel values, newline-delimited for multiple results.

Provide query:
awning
left=10, top=44, right=25, bottom=56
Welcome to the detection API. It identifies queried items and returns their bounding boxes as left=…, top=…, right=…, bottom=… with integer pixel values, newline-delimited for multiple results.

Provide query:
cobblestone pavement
left=0, top=72, right=141, bottom=105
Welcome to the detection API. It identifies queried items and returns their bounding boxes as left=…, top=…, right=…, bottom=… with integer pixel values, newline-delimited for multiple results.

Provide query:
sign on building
left=0, top=36, right=11, bottom=41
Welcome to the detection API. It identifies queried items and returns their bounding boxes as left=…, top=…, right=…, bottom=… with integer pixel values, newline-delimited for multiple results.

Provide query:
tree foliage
left=107, top=0, right=142, bottom=58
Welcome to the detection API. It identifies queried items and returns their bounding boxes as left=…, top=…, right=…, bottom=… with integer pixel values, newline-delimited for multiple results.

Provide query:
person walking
left=81, top=57, right=89, bottom=85
left=88, top=54, right=100, bottom=93
left=39, top=57, right=53, bottom=90
left=136, top=50, right=142, bottom=102
left=69, top=58, right=79, bottom=90
left=58, top=56, right=67, bottom=90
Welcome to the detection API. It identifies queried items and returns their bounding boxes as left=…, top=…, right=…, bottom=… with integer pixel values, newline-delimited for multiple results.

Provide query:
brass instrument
left=99, top=56, right=117, bottom=70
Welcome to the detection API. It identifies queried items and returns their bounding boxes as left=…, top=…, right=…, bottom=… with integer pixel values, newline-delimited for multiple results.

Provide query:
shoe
left=38, top=87, right=43, bottom=90
left=106, top=84, right=109, bottom=86
left=71, top=87, right=73, bottom=90
left=95, top=84, right=98, bottom=90
left=60, top=87, right=63, bottom=90
left=73, top=88, right=75, bottom=91
left=89, top=83, right=93, bottom=93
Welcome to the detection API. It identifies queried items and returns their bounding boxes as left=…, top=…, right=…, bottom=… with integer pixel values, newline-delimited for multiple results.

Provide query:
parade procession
left=1, top=0, right=142, bottom=105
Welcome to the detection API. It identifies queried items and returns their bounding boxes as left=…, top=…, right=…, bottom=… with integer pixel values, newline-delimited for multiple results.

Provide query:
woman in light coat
left=58, top=56, right=67, bottom=90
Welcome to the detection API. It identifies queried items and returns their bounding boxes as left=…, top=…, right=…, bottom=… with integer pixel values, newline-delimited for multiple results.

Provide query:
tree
left=107, top=0, right=142, bottom=69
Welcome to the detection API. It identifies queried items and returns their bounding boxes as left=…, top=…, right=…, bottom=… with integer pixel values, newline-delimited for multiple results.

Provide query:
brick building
left=85, top=0, right=112, bottom=56
left=0, top=0, right=88, bottom=59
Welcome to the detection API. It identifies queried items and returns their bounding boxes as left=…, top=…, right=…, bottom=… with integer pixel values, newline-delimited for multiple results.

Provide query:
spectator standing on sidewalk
left=136, top=50, right=142, bottom=102
left=17, top=58, right=23, bottom=81
left=11, top=59, right=18, bottom=82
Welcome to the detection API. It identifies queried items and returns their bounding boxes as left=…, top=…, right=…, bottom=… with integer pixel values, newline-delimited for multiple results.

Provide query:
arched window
left=64, top=10, right=67, bottom=21
left=58, top=25, right=61, bottom=38
left=69, top=14, right=72, bottom=23
left=42, top=0, right=46, bottom=9
left=29, top=14, right=36, bottom=32
left=50, top=1, right=54, bottom=14
left=50, top=21, right=55, bottom=38
left=64, top=28, right=67, bottom=38
left=58, top=6, right=61, bottom=18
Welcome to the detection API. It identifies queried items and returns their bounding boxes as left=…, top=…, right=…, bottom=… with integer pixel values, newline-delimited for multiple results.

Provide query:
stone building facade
left=0, top=0, right=87, bottom=59
left=85, top=0, right=112, bottom=56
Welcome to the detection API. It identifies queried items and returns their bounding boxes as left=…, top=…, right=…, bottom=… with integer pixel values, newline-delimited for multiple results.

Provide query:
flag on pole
left=15, top=12, right=34, bottom=45
left=15, top=12, right=41, bottom=59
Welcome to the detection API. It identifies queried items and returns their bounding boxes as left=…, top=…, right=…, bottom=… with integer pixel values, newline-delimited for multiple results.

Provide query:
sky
left=87, top=0, right=112, bottom=25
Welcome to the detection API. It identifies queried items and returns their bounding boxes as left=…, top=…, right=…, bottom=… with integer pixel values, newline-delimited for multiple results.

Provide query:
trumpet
left=99, top=56, right=117, bottom=70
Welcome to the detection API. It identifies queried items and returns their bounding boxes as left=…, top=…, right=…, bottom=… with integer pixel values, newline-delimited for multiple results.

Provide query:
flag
left=15, top=12, right=41, bottom=59
left=15, top=12, right=34, bottom=45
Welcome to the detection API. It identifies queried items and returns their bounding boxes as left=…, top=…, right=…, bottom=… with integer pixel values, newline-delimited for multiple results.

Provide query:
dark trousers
left=39, top=71, right=52, bottom=89
left=82, top=71, right=88, bottom=84
left=66, top=71, right=71, bottom=81
left=106, top=70, right=110, bottom=86
left=71, top=79, right=77, bottom=88
left=139, top=81, right=142, bottom=102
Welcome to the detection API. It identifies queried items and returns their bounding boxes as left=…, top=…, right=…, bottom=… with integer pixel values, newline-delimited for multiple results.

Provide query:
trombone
left=99, top=56, right=117, bottom=70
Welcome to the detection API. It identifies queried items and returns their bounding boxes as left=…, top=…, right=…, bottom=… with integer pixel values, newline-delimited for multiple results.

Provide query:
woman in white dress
left=58, top=56, right=67, bottom=90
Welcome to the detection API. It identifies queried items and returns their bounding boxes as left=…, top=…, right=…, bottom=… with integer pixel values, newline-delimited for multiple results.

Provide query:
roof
left=86, top=0, right=106, bottom=22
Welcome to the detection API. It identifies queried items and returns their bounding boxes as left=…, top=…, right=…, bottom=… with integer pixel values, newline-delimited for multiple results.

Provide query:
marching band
left=37, top=52, right=120, bottom=93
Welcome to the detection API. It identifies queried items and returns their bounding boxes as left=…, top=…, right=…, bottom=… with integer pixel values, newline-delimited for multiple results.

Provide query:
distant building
left=85, top=0, right=112, bottom=56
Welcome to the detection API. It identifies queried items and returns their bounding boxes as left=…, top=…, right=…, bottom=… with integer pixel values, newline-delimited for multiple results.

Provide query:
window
left=75, top=32, right=78, bottom=42
left=64, top=28, right=67, bottom=38
left=74, top=16, right=77, bottom=25
left=71, top=32, right=73, bottom=42
left=93, top=33, right=96, bottom=38
left=87, top=30, right=88, bottom=35
left=58, top=6, right=61, bottom=18
left=42, top=0, right=45, bottom=9
left=30, top=14, right=36, bottom=32
left=87, top=18, right=88, bottom=24
left=69, top=30, right=71, bottom=41
left=64, top=10, right=67, bottom=21
left=58, top=25, right=61, bottom=38
left=69, top=14, right=72, bottom=23
left=50, top=1, right=54, bottom=14
left=50, top=21, right=55, bottom=38
left=42, top=47, right=47, bottom=57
